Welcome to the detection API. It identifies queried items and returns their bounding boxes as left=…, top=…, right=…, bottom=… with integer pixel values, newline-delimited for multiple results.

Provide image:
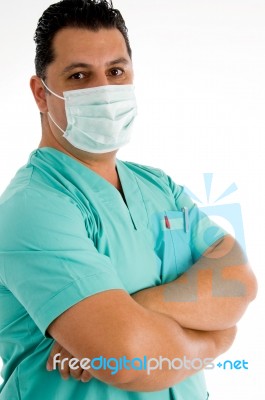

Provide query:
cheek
left=47, top=97, right=68, bottom=130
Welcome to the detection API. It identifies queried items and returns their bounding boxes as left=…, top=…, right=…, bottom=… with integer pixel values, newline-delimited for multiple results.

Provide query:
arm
left=48, top=289, right=236, bottom=391
left=132, top=235, right=258, bottom=331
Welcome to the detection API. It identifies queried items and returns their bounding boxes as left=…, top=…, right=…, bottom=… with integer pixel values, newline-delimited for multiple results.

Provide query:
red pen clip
left=164, top=215, right=171, bottom=229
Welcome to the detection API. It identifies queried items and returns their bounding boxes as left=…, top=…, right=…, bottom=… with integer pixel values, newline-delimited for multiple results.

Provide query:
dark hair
left=34, top=0, right=132, bottom=79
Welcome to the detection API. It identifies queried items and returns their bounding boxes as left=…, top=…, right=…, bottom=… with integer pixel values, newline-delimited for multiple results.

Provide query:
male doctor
left=0, top=1, right=257, bottom=399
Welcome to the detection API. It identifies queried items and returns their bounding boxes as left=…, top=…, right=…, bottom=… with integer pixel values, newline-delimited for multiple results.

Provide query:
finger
left=58, top=347, right=72, bottom=380
left=46, top=341, right=63, bottom=371
left=80, top=369, right=93, bottom=383
left=69, top=360, right=83, bottom=380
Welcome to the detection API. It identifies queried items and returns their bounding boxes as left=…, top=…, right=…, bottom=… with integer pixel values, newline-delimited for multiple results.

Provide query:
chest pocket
left=151, top=209, right=193, bottom=283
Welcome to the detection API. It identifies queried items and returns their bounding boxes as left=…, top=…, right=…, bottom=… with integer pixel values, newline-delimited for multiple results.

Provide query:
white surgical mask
left=42, top=80, right=137, bottom=154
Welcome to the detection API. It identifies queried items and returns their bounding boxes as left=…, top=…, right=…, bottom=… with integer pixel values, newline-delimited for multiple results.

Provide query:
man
left=0, top=0, right=257, bottom=399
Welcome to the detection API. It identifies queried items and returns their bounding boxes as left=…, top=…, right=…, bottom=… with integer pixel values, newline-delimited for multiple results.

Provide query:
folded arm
left=48, top=289, right=236, bottom=391
left=132, top=235, right=258, bottom=331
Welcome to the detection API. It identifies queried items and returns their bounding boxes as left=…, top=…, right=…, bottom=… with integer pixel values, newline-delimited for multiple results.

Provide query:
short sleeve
left=0, top=188, right=126, bottom=336
left=167, top=176, right=228, bottom=262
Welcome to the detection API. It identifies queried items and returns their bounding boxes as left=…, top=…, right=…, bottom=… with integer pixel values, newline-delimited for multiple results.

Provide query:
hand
left=46, top=341, right=93, bottom=383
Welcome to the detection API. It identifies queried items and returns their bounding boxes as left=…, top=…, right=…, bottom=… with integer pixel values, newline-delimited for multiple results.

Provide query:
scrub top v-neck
left=0, top=147, right=226, bottom=400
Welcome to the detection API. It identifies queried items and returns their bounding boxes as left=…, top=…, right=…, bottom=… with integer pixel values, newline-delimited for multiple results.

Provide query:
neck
left=39, top=122, right=121, bottom=190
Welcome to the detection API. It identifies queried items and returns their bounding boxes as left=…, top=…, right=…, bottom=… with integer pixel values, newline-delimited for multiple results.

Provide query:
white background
left=1, top=0, right=265, bottom=398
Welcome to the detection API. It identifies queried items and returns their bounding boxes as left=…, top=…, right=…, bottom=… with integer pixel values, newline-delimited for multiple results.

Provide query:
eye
left=109, top=68, right=124, bottom=77
left=70, top=72, right=85, bottom=80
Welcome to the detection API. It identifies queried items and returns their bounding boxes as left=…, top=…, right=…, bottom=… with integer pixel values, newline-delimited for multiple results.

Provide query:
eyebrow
left=61, top=57, right=130, bottom=74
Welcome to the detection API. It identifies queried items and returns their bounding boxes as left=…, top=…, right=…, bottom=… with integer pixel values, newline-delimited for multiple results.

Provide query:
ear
left=30, top=75, right=48, bottom=113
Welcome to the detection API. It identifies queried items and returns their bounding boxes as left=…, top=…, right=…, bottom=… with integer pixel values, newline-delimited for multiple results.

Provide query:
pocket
left=151, top=210, right=193, bottom=283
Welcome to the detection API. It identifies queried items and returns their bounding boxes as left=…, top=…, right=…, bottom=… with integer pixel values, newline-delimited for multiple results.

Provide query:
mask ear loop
left=41, top=79, right=66, bottom=133
left=41, top=79, right=65, bottom=100
left=47, top=112, right=65, bottom=134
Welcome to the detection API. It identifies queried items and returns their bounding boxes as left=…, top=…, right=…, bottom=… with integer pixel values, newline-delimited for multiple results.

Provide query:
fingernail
left=46, top=362, right=52, bottom=371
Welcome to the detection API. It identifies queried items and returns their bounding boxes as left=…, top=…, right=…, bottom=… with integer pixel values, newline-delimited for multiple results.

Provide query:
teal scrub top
left=0, top=148, right=226, bottom=400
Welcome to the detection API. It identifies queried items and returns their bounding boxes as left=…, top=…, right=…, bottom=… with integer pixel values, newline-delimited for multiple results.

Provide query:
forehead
left=51, top=27, right=130, bottom=66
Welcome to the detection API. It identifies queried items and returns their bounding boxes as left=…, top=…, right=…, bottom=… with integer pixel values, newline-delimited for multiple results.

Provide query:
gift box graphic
left=184, top=173, right=247, bottom=255
left=163, top=173, right=248, bottom=301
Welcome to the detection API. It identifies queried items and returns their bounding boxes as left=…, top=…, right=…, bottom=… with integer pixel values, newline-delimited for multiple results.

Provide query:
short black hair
left=34, top=0, right=132, bottom=79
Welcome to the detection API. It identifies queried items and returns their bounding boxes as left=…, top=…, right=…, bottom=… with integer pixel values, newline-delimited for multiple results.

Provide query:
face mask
left=41, top=80, right=137, bottom=154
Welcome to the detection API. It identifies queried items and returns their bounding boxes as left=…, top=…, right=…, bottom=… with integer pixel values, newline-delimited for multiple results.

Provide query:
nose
left=90, top=71, right=109, bottom=88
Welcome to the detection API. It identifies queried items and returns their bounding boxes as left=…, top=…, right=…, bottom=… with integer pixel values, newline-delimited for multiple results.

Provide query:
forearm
left=111, top=310, right=236, bottom=392
left=133, top=235, right=257, bottom=331
left=115, top=316, right=210, bottom=391
left=88, top=312, right=217, bottom=389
